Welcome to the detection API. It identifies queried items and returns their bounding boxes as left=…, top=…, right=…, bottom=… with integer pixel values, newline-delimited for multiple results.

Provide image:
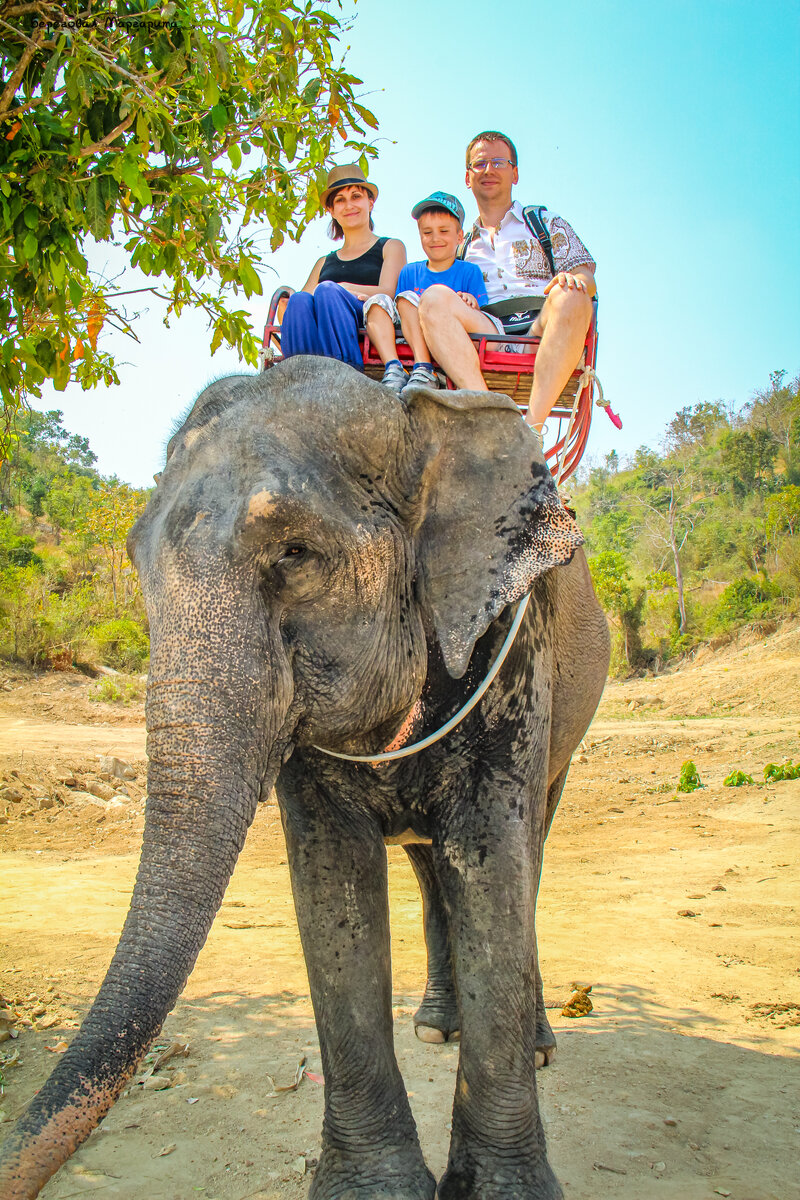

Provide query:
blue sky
left=44, top=0, right=800, bottom=486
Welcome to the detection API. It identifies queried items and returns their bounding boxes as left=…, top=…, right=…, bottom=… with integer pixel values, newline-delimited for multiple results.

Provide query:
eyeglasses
left=468, top=158, right=516, bottom=172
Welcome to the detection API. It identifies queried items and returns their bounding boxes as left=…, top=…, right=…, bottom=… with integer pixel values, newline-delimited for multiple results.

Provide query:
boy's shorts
left=364, top=290, right=509, bottom=331
left=362, top=291, right=423, bottom=324
left=362, top=293, right=399, bottom=322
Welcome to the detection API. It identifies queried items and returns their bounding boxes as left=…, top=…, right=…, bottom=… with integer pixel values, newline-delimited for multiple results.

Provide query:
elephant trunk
left=0, top=628, right=293, bottom=1198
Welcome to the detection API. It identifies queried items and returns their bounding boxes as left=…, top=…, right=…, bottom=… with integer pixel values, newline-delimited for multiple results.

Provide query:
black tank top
left=318, top=237, right=388, bottom=286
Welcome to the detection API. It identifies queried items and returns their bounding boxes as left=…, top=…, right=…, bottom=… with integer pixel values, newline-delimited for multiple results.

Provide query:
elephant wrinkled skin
left=0, top=358, right=609, bottom=1200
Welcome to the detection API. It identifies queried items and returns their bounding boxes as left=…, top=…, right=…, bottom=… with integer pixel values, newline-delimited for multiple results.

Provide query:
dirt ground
left=1, top=624, right=799, bottom=1200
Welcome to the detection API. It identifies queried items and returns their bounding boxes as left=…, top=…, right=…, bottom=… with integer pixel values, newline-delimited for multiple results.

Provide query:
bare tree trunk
left=668, top=489, right=687, bottom=633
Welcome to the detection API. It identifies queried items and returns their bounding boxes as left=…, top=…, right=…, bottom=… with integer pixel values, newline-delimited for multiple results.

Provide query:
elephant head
left=0, top=357, right=581, bottom=1197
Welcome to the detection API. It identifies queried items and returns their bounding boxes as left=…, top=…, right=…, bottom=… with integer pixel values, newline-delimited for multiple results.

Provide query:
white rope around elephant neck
left=312, top=591, right=532, bottom=764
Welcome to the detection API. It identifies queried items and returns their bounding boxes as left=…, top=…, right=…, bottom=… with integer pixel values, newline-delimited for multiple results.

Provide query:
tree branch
left=77, top=112, right=136, bottom=158
left=0, top=20, right=46, bottom=115
left=3, top=2, right=60, bottom=14
left=80, top=40, right=161, bottom=103
left=0, top=85, right=66, bottom=121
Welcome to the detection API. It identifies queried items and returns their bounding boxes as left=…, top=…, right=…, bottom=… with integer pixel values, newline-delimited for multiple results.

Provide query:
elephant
left=0, top=357, right=610, bottom=1200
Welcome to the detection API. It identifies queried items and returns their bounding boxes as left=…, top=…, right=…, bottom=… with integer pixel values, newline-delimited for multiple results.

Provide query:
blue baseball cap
left=410, top=191, right=465, bottom=226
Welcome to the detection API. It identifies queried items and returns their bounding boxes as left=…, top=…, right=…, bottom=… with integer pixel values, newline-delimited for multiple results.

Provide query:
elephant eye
left=280, top=543, right=307, bottom=563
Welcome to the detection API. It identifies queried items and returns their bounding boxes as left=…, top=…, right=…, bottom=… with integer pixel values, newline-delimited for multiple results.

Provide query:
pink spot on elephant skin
left=0, top=1081, right=128, bottom=1199
left=246, top=489, right=278, bottom=525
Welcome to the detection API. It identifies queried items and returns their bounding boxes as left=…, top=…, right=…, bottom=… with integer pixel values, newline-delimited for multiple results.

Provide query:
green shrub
left=89, top=619, right=149, bottom=672
left=763, top=761, right=800, bottom=782
left=0, top=514, right=42, bottom=569
left=723, top=769, right=754, bottom=787
left=677, top=760, right=703, bottom=792
left=91, top=678, right=122, bottom=703
left=707, top=576, right=781, bottom=633
left=90, top=677, right=145, bottom=705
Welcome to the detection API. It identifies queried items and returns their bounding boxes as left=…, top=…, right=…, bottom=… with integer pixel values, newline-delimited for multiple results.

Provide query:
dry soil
left=1, top=624, right=799, bottom=1200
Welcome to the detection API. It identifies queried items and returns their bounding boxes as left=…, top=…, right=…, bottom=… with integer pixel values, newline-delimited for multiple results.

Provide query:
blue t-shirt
left=396, top=259, right=488, bottom=305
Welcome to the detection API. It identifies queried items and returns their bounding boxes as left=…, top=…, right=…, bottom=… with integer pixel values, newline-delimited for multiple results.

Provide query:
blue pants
left=280, top=282, right=364, bottom=368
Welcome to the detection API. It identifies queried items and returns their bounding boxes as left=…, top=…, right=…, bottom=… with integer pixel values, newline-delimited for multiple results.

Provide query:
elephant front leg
left=434, top=787, right=563, bottom=1199
left=279, top=772, right=435, bottom=1200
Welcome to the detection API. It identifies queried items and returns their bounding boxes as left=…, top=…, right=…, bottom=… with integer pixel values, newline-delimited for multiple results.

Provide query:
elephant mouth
left=310, top=593, right=532, bottom=765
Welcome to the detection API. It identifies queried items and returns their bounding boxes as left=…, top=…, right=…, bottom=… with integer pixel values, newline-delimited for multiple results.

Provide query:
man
left=418, top=130, right=596, bottom=437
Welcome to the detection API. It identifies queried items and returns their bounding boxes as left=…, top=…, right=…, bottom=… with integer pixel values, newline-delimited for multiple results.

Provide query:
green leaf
left=49, top=254, right=65, bottom=286
left=136, top=111, right=150, bottom=145
left=282, top=126, right=297, bottom=160
left=197, top=146, right=213, bottom=179
left=238, top=257, right=262, bottom=297
left=353, top=102, right=378, bottom=131
left=24, top=206, right=39, bottom=230
left=41, top=51, right=61, bottom=97
left=35, top=337, right=55, bottom=371
left=23, top=232, right=38, bottom=259
left=211, top=104, right=228, bottom=134
left=227, top=143, right=242, bottom=169
left=132, top=175, right=153, bottom=206
left=205, top=77, right=221, bottom=107
left=273, top=12, right=298, bottom=41
left=100, top=174, right=119, bottom=211
left=85, top=178, right=107, bottom=239
left=121, top=160, right=140, bottom=191
left=203, top=210, right=223, bottom=244
left=302, top=78, right=322, bottom=105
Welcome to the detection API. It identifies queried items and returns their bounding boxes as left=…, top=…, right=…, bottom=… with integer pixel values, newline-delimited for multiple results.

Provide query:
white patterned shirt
left=464, top=200, right=595, bottom=304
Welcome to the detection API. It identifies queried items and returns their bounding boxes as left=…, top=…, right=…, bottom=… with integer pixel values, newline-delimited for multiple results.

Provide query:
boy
left=363, top=192, right=487, bottom=394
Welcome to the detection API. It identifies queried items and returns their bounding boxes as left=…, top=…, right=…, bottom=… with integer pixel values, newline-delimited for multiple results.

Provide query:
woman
left=280, top=164, right=406, bottom=372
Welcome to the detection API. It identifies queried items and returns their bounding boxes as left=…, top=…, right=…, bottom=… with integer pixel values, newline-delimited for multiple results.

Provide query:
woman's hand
left=336, top=282, right=371, bottom=300
left=458, top=292, right=479, bottom=310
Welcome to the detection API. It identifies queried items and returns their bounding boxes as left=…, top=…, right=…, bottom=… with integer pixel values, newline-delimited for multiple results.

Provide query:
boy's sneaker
left=380, top=361, right=409, bottom=395
left=403, top=364, right=439, bottom=391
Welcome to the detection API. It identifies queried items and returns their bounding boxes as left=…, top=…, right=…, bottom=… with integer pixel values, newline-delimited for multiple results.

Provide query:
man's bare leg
left=418, top=285, right=497, bottom=390
left=526, top=284, right=592, bottom=431
left=365, top=305, right=400, bottom=365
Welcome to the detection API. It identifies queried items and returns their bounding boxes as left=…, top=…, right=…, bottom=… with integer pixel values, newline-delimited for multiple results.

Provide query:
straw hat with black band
left=321, top=164, right=378, bottom=207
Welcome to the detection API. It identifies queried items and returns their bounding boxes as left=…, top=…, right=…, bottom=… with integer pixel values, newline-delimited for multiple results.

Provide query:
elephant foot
left=310, top=1144, right=436, bottom=1200
left=413, top=987, right=460, bottom=1044
left=439, top=1156, right=563, bottom=1200
left=535, top=1008, right=557, bottom=1069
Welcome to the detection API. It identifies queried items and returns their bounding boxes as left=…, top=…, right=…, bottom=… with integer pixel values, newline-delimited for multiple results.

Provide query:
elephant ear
left=405, top=385, right=583, bottom=678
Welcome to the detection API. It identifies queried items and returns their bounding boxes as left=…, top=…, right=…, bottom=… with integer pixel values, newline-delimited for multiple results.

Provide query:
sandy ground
left=1, top=625, right=799, bottom=1200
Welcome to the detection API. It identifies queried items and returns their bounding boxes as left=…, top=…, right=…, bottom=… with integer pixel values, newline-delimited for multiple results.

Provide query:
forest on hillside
left=0, top=409, right=149, bottom=684
left=0, top=369, right=798, bottom=680
left=575, top=369, right=800, bottom=671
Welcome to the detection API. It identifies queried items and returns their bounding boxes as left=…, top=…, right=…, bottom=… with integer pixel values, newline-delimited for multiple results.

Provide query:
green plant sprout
left=723, top=770, right=755, bottom=787
left=763, top=761, right=800, bottom=782
left=677, top=760, right=704, bottom=792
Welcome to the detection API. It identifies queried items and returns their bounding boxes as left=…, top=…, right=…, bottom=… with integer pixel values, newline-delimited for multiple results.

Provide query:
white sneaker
left=403, top=364, right=439, bottom=391
left=380, top=361, right=409, bottom=395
